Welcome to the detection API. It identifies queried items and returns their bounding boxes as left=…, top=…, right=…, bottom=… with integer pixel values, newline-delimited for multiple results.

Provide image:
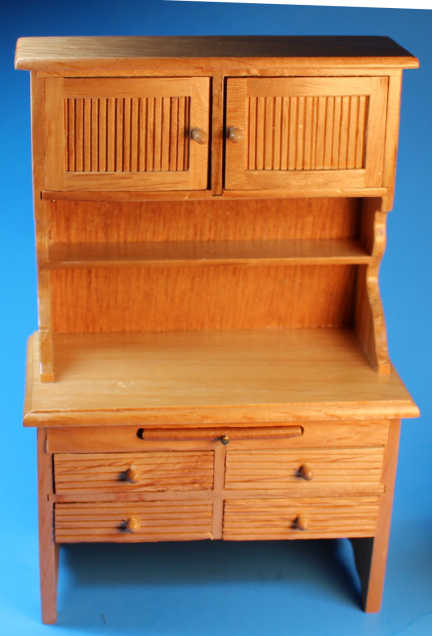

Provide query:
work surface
left=24, top=329, right=418, bottom=426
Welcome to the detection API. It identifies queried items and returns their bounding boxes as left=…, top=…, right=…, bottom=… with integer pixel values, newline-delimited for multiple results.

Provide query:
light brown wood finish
left=37, top=430, right=58, bottom=624
left=46, top=422, right=390, bottom=453
left=31, top=74, right=54, bottom=381
left=55, top=500, right=214, bottom=542
left=47, top=197, right=362, bottom=243
left=50, top=264, right=357, bottom=333
left=45, top=77, right=210, bottom=191
left=46, top=238, right=372, bottom=268
left=225, top=77, right=387, bottom=191
left=382, top=71, right=403, bottom=211
left=24, top=330, right=418, bottom=427
left=223, top=497, right=380, bottom=540
left=225, top=447, right=385, bottom=494
left=42, top=187, right=388, bottom=202
left=356, top=199, right=390, bottom=374
left=18, top=37, right=419, bottom=622
left=15, top=36, right=419, bottom=74
left=351, top=419, right=402, bottom=612
left=54, top=451, right=214, bottom=495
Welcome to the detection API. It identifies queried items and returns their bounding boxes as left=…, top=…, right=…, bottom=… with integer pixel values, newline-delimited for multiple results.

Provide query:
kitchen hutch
left=15, top=36, right=419, bottom=624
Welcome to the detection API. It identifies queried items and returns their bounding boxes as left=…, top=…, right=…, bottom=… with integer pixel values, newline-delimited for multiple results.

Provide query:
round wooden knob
left=297, top=464, right=313, bottom=481
left=126, top=516, right=140, bottom=532
left=190, top=128, right=207, bottom=144
left=227, top=127, right=243, bottom=143
left=293, top=515, right=308, bottom=531
left=125, top=466, right=139, bottom=483
left=220, top=434, right=230, bottom=445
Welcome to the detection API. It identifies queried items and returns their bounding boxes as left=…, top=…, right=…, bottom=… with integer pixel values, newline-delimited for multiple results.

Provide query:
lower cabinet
left=52, top=423, right=388, bottom=545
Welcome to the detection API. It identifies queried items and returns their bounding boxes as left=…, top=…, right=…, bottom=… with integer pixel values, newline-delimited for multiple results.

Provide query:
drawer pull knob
left=297, top=464, right=313, bottom=481
left=190, top=127, right=207, bottom=144
left=293, top=515, right=308, bottom=531
left=125, top=517, right=140, bottom=533
left=227, top=126, right=243, bottom=143
left=125, top=466, right=139, bottom=483
left=220, top=434, right=230, bottom=445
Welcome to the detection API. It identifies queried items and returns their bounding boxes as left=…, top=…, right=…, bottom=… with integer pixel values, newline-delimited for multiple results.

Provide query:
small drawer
left=225, top=447, right=385, bottom=495
left=47, top=422, right=390, bottom=453
left=54, top=451, right=214, bottom=495
left=55, top=500, right=213, bottom=543
left=223, top=497, right=380, bottom=540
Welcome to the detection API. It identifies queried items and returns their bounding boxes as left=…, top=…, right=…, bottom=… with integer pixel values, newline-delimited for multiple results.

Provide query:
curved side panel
left=355, top=200, right=391, bottom=374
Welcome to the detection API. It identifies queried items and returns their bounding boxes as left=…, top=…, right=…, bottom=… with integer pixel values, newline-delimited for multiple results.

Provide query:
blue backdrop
left=1, top=2, right=430, bottom=634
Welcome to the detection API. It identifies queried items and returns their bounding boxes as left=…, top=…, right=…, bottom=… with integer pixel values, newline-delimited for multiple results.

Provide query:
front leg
left=37, top=429, right=59, bottom=624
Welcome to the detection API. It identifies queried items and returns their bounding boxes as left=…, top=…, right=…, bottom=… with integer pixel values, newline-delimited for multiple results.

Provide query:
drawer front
left=223, top=497, right=380, bottom=540
left=225, top=76, right=387, bottom=191
left=45, top=77, right=210, bottom=191
left=55, top=501, right=213, bottom=542
left=47, top=422, right=390, bottom=453
left=54, top=451, right=214, bottom=495
left=225, top=447, right=384, bottom=495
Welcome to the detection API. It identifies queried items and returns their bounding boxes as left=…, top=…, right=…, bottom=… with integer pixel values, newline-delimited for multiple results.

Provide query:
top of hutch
left=15, top=35, right=419, bottom=72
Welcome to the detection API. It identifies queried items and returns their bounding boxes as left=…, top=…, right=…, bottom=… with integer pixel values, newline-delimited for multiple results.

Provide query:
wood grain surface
left=54, top=451, right=214, bottom=494
left=15, top=36, right=419, bottom=74
left=225, top=447, right=385, bottom=494
left=55, top=500, right=214, bottom=542
left=24, top=329, right=419, bottom=426
left=223, top=496, right=380, bottom=540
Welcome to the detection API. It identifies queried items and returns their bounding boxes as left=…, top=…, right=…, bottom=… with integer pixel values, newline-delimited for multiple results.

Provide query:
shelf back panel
left=51, top=263, right=356, bottom=333
left=49, top=197, right=361, bottom=244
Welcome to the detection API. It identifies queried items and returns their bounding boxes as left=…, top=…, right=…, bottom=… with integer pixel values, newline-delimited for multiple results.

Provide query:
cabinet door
left=225, top=77, right=387, bottom=192
left=45, top=77, right=210, bottom=191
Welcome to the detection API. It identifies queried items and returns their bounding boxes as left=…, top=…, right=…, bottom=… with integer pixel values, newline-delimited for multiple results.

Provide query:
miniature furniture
left=15, top=36, right=419, bottom=624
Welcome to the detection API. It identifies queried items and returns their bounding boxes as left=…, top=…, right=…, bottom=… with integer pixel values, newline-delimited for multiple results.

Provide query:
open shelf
left=45, top=239, right=372, bottom=268
left=25, top=329, right=418, bottom=426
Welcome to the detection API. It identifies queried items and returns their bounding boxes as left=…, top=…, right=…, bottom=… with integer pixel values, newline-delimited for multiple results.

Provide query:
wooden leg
left=351, top=419, right=401, bottom=613
left=37, top=429, right=59, bottom=624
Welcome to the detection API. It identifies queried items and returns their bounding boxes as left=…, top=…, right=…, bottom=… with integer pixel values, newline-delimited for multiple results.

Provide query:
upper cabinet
left=16, top=36, right=417, bottom=199
left=224, top=77, right=388, bottom=191
left=44, top=77, right=210, bottom=190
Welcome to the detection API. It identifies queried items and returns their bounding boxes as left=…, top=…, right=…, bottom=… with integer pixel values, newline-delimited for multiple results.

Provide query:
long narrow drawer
left=54, top=451, right=214, bottom=495
left=55, top=501, right=214, bottom=542
left=223, top=497, right=380, bottom=540
left=225, top=447, right=384, bottom=495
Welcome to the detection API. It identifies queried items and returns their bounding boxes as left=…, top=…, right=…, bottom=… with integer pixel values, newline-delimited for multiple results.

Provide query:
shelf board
left=46, top=239, right=372, bottom=268
left=25, top=329, right=419, bottom=426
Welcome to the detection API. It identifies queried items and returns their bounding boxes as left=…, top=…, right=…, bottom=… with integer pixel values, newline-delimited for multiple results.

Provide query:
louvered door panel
left=45, top=77, right=209, bottom=190
left=225, top=77, right=387, bottom=192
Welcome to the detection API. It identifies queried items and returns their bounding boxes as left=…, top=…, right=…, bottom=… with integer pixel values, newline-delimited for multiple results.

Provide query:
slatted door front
left=224, top=77, right=388, bottom=192
left=44, top=77, right=210, bottom=191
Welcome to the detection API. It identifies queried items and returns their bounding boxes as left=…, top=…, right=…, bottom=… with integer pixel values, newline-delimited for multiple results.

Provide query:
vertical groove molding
left=64, top=96, right=191, bottom=173
left=247, top=94, right=369, bottom=172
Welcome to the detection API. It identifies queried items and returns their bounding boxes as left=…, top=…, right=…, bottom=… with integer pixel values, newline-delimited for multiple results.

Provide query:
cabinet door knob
left=227, top=126, right=243, bottom=143
left=125, top=517, right=140, bottom=532
left=190, top=127, right=207, bottom=144
left=125, top=465, right=139, bottom=483
left=297, top=464, right=313, bottom=481
left=220, top=434, right=230, bottom=445
left=293, top=515, right=308, bottom=531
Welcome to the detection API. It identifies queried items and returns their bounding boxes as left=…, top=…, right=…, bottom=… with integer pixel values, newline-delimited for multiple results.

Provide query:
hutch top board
left=15, top=36, right=419, bottom=623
